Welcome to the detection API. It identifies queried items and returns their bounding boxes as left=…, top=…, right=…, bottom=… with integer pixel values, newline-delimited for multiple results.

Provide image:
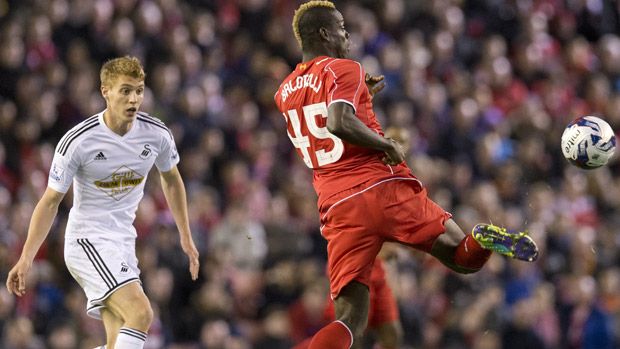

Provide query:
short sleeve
left=325, top=59, right=365, bottom=112
left=155, top=132, right=180, bottom=172
left=48, top=145, right=80, bottom=193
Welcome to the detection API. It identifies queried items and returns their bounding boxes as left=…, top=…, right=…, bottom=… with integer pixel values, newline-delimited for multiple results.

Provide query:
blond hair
left=292, top=0, right=336, bottom=49
left=100, top=56, right=145, bottom=87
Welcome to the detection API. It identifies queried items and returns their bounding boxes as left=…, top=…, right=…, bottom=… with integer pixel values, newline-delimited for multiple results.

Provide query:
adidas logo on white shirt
left=94, top=152, right=107, bottom=160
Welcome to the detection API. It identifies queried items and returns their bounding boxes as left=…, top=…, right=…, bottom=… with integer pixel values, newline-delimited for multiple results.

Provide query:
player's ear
left=101, top=85, right=109, bottom=100
left=319, top=26, right=330, bottom=42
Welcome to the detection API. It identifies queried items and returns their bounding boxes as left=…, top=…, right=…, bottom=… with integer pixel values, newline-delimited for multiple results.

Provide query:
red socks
left=454, top=234, right=492, bottom=270
left=308, top=321, right=353, bottom=349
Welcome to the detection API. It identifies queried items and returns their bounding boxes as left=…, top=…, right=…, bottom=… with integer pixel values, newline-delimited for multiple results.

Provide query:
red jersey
left=275, top=56, right=411, bottom=207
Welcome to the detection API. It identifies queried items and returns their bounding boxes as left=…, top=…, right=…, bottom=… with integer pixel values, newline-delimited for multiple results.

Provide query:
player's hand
left=365, top=73, right=385, bottom=97
left=6, top=258, right=32, bottom=297
left=384, top=126, right=411, bottom=155
left=180, top=237, right=200, bottom=281
left=382, top=138, right=405, bottom=165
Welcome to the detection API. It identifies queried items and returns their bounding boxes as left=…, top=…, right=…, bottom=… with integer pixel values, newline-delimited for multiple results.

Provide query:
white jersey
left=48, top=111, right=179, bottom=242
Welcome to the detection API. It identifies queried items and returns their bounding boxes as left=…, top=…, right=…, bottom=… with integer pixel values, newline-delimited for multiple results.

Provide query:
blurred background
left=0, top=0, right=620, bottom=348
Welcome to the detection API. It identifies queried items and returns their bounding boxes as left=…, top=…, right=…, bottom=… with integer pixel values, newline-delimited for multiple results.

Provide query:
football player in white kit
left=5, top=56, right=200, bottom=349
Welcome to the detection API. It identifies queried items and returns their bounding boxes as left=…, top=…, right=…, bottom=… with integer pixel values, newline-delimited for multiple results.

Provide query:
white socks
left=114, top=327, right=147, bottom=349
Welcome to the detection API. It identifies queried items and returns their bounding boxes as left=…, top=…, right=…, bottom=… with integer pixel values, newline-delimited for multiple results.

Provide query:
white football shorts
left=64, top=238, right=141, bottom=319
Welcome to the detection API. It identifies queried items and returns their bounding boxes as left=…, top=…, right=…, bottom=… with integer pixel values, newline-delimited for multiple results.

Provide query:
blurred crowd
left=1, top=0, right=620, bottom=348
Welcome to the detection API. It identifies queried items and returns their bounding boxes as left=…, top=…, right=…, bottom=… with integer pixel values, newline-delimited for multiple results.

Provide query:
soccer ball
left=561, top=116, right=616, bottom=169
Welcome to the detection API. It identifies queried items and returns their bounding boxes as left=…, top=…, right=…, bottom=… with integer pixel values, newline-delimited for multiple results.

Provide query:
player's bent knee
left=108, top=287, right=154, bottom=330
left=127, top=300, right=153, bottom=328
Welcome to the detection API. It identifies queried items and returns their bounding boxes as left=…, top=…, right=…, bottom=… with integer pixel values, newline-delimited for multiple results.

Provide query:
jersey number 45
left=284, top=102, right=344, bottom=169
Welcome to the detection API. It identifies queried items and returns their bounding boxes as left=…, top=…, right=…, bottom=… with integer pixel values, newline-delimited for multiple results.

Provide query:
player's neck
left=302, top=53, right=319, bottom=62
left=103, top=110, right=133, bottom=136
left=302, top=50, right=331, bottom=63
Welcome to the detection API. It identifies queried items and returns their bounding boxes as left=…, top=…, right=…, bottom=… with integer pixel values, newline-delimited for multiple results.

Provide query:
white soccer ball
left=561, top=115, right=616, bottom=169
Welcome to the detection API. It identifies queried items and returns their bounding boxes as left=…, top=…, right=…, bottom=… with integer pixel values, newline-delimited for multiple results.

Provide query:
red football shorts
left=324, top=259, right=399, bottom=327
left=319, top=177, right=451, bottom=299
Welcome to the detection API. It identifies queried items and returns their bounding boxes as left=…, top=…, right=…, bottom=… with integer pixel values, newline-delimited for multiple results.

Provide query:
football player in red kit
left=274, top=2, right=539, bottom=348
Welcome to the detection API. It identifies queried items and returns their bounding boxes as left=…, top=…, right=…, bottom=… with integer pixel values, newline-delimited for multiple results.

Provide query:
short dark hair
left=292, top=1, right=337, bottom=50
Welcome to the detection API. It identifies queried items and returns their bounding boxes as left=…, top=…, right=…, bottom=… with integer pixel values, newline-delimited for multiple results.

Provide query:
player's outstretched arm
left=6, top=188, right=65, bottom=296
left=327, top=102, right=405, bottom=165
left=159, top=166, right=200, bottom=280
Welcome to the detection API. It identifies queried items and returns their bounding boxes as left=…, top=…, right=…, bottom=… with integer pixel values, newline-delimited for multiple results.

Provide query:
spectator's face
left=0, top=38, right=24, bottom=68
left=47, top=324, right=78, bottom=349
left=101, top=74, right=144, bottom=121
left=599, top=35, right=620, bottom=74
